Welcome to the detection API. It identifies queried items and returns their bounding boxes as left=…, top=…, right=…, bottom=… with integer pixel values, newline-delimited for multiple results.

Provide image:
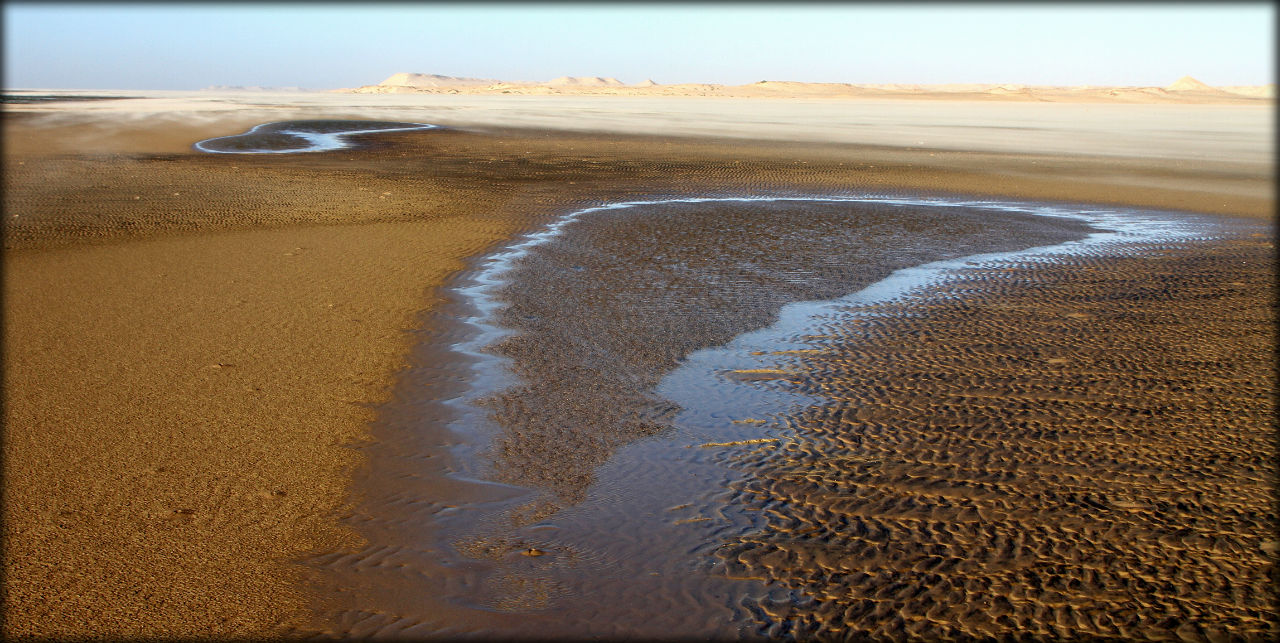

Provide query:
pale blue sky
left=4, top=3, right=1274, bottom=90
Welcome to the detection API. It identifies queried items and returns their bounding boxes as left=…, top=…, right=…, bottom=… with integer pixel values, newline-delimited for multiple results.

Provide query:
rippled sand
left=483, top=200, right=1091, bottom=508
left=711, top=225, right=1276, bottom=640
left=3, top=108, right=1274, bottom=639
left=326, top=187, right=1275, bottom=638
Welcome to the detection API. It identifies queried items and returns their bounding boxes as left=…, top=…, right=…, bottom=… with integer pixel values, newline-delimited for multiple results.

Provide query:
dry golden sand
left=1, top=110, right=1274, bottom=638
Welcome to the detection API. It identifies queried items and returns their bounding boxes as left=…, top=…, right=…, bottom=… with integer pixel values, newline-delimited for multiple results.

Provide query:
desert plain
left=1, top=86, right=1275, bottom=639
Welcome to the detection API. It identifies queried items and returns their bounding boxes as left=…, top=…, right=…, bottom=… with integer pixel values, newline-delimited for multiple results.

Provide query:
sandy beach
left=2, top=94, right=1274, bottom=638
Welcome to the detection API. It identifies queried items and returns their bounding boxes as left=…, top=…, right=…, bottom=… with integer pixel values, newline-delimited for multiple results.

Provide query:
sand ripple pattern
left=712, top=229, right=1277, bottom=640
left=314, top=190, right=1272, bottom=638
left=399, top=197, right=1101, bottom=634
left=476, top=199, right=1092, bottom=509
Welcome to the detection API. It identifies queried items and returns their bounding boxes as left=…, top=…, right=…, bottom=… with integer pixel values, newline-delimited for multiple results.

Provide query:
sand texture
left=313, top=199, right=1092, bottom=637
left=711, top=229, right=1277, bottom=640
left=482, top=201, right=1092, bottom=507
left=2, top=102, right=1275, bottom=639
left=316, top=193, right=1276, bottom=638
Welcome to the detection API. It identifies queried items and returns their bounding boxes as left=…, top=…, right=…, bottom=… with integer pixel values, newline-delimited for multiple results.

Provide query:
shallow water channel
left=320, top=194, right=1218, bottom=638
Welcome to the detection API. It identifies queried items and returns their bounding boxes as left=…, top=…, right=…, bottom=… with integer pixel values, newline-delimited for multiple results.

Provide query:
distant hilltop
left=377, top=72, right=498, bottom=88
left=340, top=73, right=1273, bottom=103
left=201, top=85, right=310, bottom=92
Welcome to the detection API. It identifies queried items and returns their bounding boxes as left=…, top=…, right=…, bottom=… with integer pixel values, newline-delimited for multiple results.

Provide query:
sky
left=3, top=3, right=1274, bottom=90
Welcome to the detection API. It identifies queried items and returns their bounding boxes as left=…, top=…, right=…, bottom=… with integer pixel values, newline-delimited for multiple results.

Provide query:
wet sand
left=329, top=193, right=1275, bottom=639
left=321, top=198, right=1096, bottom=637
left=2, top=108, right=1274, bottom=638
left=482, top=200, right=1094, bottom=508
left=711, top=225, right=1277, bottom=640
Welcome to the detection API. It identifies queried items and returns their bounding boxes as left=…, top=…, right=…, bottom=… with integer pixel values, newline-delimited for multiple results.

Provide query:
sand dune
left=548, top=76, right=625, bottom=87
left=1166, top=75, right=1233, bottom=97
left=1166, top=75, right=1216, bottom=92
left=348, top=72, right=1272, bottom=103
left=1220, top=84, right=1276, bottom=98
left=378, top=72, right=498, bottom=88
left=200, top=85, right=307, bottom=92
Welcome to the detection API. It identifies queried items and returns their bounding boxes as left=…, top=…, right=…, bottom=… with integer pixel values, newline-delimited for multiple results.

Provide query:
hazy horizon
left=4, top=4, right=1274, bottom=90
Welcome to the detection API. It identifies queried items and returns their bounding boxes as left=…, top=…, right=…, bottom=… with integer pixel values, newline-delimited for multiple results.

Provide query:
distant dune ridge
left=201, top=85, right=308, bottom=92
left=548, top=76, right=625, bottom=87
left=1166, top=75, right=1218, bottom=92
left=344, top=73, right=1272, bottom=102
left=379, top=72, right=500, bottom=88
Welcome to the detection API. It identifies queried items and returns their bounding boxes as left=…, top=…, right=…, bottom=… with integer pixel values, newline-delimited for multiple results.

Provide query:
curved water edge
left=338, top=192, right=1225, bottom=636
left=192, top=120, right=438, bottom=154
left=447, top=194, right=1214, bottom=477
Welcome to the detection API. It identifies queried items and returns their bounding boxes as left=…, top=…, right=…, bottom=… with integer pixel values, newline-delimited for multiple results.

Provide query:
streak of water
left=410, top=195, right=1213, bottom=632
left=328, top=193, right=1219, bottom=637
left=192, top=120, right=437, bottom=153
left=654, top=200, right=1213, bottom=464
left=448, top=195, right=1209, bottom=457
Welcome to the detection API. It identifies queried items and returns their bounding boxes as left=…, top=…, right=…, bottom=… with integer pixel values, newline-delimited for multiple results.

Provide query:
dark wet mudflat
left=311, top=195, right=1275, bottom=639
left=480, top=199, right=1094, bottom=512
left=711, top=223, right=1277, bottom=640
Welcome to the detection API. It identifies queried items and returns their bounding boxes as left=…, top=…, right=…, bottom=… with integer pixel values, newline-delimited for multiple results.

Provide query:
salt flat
left=7, top=90, right=1273, bottom=164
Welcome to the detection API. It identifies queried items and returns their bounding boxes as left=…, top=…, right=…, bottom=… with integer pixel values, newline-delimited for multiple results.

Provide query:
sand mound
left=548, top=76, right=625, bottom=87
left=857, top=84, right=924, bottom=92
left=1166, top=75, right=1219, bottom=92
left=932, top=83, right=995, bottom=93
left=201, top=85, right=305, bottom=92
left=660, top=83, right=722, bottom=94
left=633, top=79, right=660, bottom=87
left=988, top=84, right=1030, bottom=95
left=753, top=80, right=845, bottom=90
left=378, top=72, right=494, bottom=88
